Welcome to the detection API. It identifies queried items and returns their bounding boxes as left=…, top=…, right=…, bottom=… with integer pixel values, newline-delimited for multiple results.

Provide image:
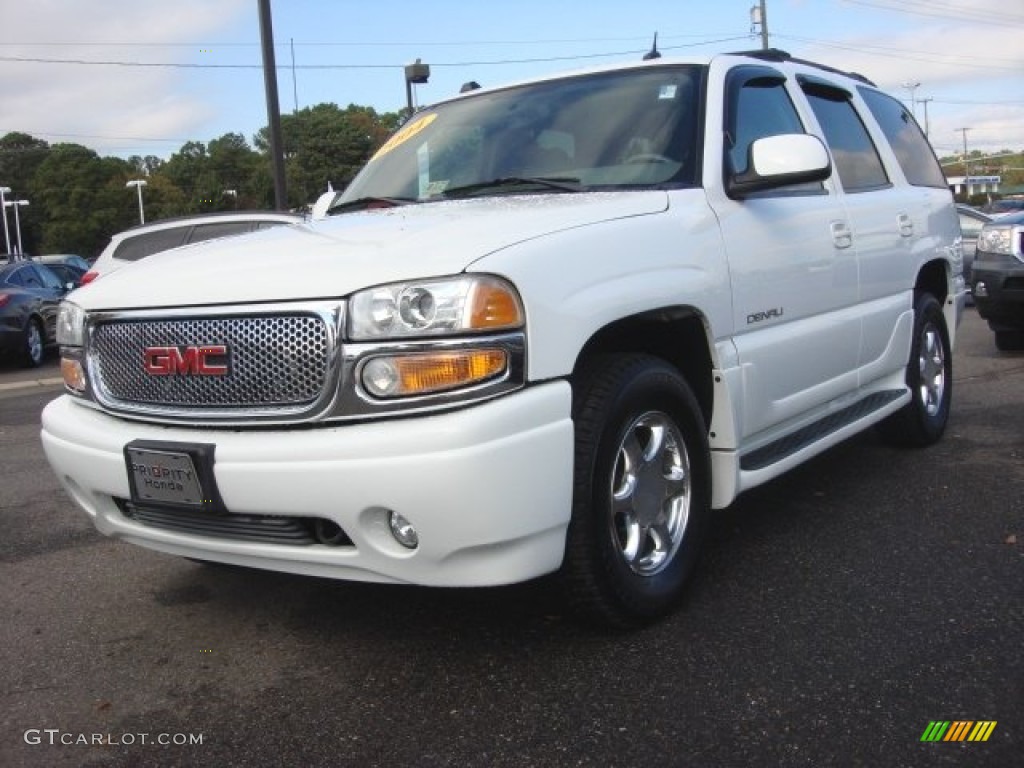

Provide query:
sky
left=1, top=0, right=1022, bottom=167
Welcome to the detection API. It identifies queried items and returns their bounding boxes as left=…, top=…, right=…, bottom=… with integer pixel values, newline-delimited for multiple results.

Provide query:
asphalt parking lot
left=0, top=308, right=1020, bottom=768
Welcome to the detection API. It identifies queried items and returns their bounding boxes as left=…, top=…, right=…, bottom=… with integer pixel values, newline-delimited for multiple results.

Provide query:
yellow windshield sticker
left=372, top=113, right=438, bottom=160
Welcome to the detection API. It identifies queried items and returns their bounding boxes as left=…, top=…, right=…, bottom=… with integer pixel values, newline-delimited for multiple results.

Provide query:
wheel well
left=571, top=309, right=714, bottom=428
left=916, top=259, right=948, bottom=303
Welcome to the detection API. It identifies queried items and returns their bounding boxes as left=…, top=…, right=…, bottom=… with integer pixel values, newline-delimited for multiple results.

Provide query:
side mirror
left=311, top=189, right=341, bottom=220
left=727, top=134, right=832, bottom=199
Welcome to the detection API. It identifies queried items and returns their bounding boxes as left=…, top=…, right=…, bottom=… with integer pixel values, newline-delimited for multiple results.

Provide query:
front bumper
left=973, top=260, right=1024, bottom=331
left=41, top=382, right=574, bottom=586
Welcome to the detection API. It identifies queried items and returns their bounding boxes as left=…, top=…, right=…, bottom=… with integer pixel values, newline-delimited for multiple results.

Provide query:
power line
left=841, top=0, right=1024, bottom=26
left=776, top=33, right=1022, bottom=72
left=0, top=32, right=742, bottom=49
left=0, top=37, right=752, bottom=70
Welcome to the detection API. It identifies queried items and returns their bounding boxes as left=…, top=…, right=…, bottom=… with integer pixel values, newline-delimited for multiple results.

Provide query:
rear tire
left=561, top=354, right=711, bottom=628
left=877, top=293, right=952, bottom=447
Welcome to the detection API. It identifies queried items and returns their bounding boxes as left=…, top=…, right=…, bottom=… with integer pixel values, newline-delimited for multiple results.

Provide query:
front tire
left=562, top=355, right=711, bottom=628
left=877, top=293, right=952, bottom=447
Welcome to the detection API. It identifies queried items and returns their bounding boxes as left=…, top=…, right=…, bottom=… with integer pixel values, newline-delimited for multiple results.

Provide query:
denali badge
left=143, top=345, right=229, bottom=376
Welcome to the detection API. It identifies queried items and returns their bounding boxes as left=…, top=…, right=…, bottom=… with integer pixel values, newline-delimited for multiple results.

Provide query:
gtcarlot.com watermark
left=24, top=729, right=204, bottom=746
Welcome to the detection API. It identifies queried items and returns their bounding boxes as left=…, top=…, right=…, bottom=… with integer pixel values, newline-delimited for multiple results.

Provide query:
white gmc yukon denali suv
left=42, top=50, right=964, bottom=627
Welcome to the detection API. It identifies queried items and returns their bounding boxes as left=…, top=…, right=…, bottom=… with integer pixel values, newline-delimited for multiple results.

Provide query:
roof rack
left=727, top=48, right=876, bottom=87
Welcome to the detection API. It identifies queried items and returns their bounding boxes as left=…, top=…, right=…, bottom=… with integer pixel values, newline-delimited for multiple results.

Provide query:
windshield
left=339, top=65, right=704, bottom=205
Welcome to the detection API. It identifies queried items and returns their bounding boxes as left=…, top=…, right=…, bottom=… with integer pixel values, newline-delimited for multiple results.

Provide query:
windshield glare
left=340, top=66, right=703, bottom=204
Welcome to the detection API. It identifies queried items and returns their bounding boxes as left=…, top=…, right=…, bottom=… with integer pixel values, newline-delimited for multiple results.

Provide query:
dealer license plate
left=126, top=447, right=206, bottom=508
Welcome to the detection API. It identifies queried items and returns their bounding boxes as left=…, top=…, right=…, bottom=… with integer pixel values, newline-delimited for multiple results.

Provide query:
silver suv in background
left=82, top=211, right=304, bottom=284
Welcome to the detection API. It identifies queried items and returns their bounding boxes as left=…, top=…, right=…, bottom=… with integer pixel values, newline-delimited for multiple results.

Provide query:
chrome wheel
left=917, top=322, right=946, bottom=417
left=609, top=411, right=691, bottom=576
left=877, top=293, right=951, bottom=448
left=24, top=320, right=44, bottom=367
left=564, top=354, right=711, bottom=627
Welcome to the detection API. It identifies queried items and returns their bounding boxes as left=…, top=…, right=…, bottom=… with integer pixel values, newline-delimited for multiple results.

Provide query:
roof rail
left=727, top=48, right=876, bottom=87
left=728, top=48, right=792, bottom=61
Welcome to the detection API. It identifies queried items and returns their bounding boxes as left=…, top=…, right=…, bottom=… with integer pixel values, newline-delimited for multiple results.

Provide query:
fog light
left=974, top=281, right=988, bottom=298
left=362, top=358, right=401, bottom=397
left=389, top=511, right=419, bottom=549
left=61, top=357, right=86, bottom=392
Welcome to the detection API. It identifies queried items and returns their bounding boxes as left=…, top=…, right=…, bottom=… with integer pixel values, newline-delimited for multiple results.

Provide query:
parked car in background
left=972, top=210, right=1024, bottom=351
left=32, top=254, right=91, bottom=288
left=0, top=260, right=70, bottom=366
left=957, top=204, right=992, bottom=301
left=82, top=211, right=304, bottom=284
left=982, top=198, right=1024, bottom=217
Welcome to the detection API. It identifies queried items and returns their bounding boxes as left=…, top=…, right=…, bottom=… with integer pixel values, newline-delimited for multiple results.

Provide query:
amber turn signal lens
left=361, top=349, right=508, bottom=398
left=469, top=280, right=524, bottom=330
left=61, top=357, right=87, bottom=392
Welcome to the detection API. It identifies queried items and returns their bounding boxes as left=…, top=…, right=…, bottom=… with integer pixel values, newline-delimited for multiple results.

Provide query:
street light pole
left=4, top=199, right=28, bottom=257
left=126, top=179, right=147, bottom=224
left=404, top=59, right=430, bottom=114
left=4, top=200, right=28, bottom=256
left=0, top=186, right=11, bottom=254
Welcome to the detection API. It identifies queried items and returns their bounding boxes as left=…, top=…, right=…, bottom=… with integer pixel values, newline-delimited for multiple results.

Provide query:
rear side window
left=31, top=264, right=63, bottom=290
left=858, top=87, right=947, bottom=188
left=6, top=267, right=29, bottom=286
left=802, top=85, right=889, bottom=192
left=112, top=228, right=188, bottom=262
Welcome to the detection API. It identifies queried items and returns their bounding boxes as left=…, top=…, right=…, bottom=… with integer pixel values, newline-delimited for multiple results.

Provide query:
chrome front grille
left=87, top=303, right=342, bottom=421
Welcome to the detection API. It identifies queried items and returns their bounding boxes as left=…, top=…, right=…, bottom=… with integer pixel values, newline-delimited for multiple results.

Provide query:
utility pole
left=258, top=0, right=288, bottom=211
left=751, top=2, right=770, bottom=50
left=918, top=97, right=932, bottom=139
left=902, top=81, right=920, bottom=118
left=957, top=127, right=971, bottom=197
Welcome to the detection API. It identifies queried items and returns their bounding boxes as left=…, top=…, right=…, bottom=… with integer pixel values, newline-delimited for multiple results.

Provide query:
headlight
left=348, top=275, right=523, bottom=340
left=57, top=301, right=86, bottom=346
left=978, top=226, right=1015, bottom=256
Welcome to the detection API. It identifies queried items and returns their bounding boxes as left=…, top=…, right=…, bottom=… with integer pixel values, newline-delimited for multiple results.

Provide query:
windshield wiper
left=442, top=176, right=583, bottom=198
left=327, top=196, right=417, bottom=215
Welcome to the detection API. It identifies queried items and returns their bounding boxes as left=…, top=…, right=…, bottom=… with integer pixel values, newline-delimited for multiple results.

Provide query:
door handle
left=897, top=213, right=914, bottom=237
left=830, top=220, right=853, bottom=249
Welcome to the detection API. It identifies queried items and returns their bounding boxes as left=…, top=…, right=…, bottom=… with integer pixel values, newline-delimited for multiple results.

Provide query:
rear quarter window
left=858, top=87, right=947, bottom=189
left=112, top=228, right=189, bottom=262
left=187, top=221, right=257, bottom=244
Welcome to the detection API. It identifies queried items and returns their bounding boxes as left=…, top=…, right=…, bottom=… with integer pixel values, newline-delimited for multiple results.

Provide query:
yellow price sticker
left=372, top=113, right=438, bottom=161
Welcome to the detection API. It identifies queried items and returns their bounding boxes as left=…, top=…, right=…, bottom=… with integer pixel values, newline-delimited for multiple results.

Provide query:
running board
left=739, top=391, right=905, bottom=471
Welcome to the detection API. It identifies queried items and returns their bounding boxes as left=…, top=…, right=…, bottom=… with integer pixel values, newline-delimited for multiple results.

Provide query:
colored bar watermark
left=920, top=721, right=997, bottom=742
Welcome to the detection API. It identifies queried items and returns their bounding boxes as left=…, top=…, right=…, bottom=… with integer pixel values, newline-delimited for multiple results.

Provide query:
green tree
left=254, top=103, right=402, bottom=208
left=27, top=144, right=136, bottom=257
left=0, top=132, right=51, bottom=253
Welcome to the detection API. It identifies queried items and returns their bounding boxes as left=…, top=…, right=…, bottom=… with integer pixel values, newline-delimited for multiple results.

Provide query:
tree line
left=3, top=101, right=1021, bottom=258
left=0, top=103, right=402, bottom=258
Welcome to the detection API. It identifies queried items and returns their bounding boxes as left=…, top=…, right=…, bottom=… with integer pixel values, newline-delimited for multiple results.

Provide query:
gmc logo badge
left=143, top=345, right=229, bottom=376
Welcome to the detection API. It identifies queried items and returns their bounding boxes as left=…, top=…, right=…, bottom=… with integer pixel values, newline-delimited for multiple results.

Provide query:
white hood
left=73, top=192, right=668, bottom=309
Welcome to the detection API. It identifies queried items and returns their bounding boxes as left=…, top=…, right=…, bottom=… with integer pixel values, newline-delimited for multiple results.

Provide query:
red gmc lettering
left=143, top=346, right=228, bottom=376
